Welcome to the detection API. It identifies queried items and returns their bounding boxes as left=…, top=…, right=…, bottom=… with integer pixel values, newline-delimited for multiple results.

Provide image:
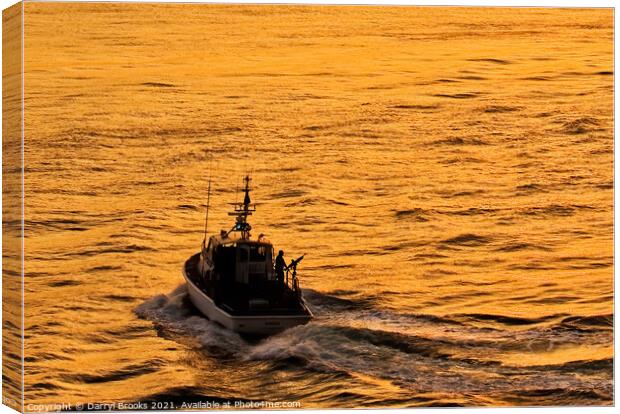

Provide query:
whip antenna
left=203, top=178, right=211, bottom=241
left=203, top=159, right=213, bottom=242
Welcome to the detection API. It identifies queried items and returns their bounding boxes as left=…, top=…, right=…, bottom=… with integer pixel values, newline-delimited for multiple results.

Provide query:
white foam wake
left=134, top=284, right=246, bottom=355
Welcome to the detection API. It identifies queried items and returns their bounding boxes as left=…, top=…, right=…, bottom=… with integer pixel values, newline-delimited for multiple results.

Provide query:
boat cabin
left=201, top=235, right=275, bottom=285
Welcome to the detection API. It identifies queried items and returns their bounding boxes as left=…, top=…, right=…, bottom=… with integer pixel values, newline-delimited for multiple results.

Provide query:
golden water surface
left=17, top=2, right=613, bottom=408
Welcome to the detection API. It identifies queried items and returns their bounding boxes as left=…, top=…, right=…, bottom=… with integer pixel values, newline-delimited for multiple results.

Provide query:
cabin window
left=250, top=246, right=267, bottom=262
left=214, top=245, right=237, bottom=280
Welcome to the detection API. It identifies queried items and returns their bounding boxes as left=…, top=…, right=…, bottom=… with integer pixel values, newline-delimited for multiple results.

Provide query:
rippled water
left=18, top=3, right=613, bottom=408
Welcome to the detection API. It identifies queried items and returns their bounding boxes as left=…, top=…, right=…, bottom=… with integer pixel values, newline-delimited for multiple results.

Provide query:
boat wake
left=135, top=285, right=246, bottom=357
left=135, top=285, right=612, bottom=407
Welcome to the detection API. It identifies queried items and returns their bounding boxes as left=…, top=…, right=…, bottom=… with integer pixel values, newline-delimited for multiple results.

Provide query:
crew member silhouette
left=275, top=250, right=288, bottom=285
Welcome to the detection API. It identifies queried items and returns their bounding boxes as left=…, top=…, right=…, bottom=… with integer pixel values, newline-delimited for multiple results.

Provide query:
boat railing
left=284, top=269, right=302, bottom=298
left=292, top=277, right=301, bottom=298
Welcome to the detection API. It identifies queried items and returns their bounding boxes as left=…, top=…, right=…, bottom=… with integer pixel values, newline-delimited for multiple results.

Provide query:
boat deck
left=185, top=253, right=311, bottom=317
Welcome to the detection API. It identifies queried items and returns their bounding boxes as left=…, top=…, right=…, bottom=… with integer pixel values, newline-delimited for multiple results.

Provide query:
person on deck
left=275, top=250, right=288, bottom=285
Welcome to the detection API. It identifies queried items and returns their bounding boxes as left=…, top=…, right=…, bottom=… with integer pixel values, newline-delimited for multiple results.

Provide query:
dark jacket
left=275, top=255, right=286, bottom=275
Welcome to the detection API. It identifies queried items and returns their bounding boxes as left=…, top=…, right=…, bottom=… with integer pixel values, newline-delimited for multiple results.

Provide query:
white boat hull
left=183, top=266, right=313, bottom=335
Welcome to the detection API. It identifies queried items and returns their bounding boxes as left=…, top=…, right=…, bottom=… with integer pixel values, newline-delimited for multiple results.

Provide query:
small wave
left=442, top=233, right=491, bottom=247
left=65, top=244, right=154, bottom=258
left=525, top=296, right=579, bottom=305
left=440, top=156, right=484, bottom=164
left=89, top=265, right=123, bottom=272
left=496, top=387, right=610, bottom=406
left=136, top=386, right=251, bottom=405
left=325, top=289, right=359, bottom=296
left=413, top=253, right=448, bottom=259
left=177, top=204, right=198, bottom=210
left=303, top=124, right=328, bottom=131
left=394, top=208, right=429, bottom=222
left=392, top=104, right=440, bottom=110
left=305, top=264, right=356, bottom=271
left=432, top=93, right=480, bottom=99
left=432, top=137, right=488, bottom=146
left=140, top=82, right=176, bottom=88
left=482, top=105, right=521, bottom=113
left=47, top=280, right=82, bottom=287
left=494, top=242, right=551, bottom=252
left=402, top=313, right=464, bottom=326
left=303, top=289, right=377, bottom=312
left=575, top=294, right=613, bottom=305
left=26, top=218, right=92, bottom=232
left=560, top=117, right=600, bottom=134
left=444, top=207, right=499, bottom=216
left=423, top=269, right=458, bottom=277
left=532, top=357, right=612, bottom=374
left=28, top=381, right=65, bottom=391
left=596, top=181, right=613, bottom=189
left=270, top=189, right=307, bottom=199
left=457, top=279, right=510, bottom=287
left=590, top=146, right=613, bottom=155
left=521, top=76, right=553, bottom=81
left=102, top=294, right=137, bottom=302
left=555, top=314, right=613, bottom=331
left=521, top=204, right=578, bottom=217
left=275, top=166, right=302, bottom=172
left=438, top=189, right=485, bottom=198
left=455, top=313, right=563, bottom=326
left=285, top=196, right=349, bottom=207
left=101, top=324, right=153, bottom=340
left=104, top=244, right=154, bottom=253
left=515, top=183, right=547, bottom=193
left=59, top=359, right=166, bottom=384
left=384, top=240, right=428, bottom=252
left=562, top=70, right=588, bottom=76
left=24, top=352, right=73, bottom=363
left=467, top=58, right=511, bottom=64
left=458, top=75, right=487, bottom=80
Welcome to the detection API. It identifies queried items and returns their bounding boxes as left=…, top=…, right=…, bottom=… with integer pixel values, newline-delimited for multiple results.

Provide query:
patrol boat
left=183, top=176, right=313, bottom=335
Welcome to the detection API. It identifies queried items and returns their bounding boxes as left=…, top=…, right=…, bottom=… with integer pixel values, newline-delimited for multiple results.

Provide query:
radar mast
left=228, top=175, right=255, bottom=239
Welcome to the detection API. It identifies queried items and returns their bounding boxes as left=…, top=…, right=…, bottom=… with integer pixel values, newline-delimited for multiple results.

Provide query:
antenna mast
left=228, top=175, right=255, bottom=239
left=203, top=175, right=212, bottom=242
